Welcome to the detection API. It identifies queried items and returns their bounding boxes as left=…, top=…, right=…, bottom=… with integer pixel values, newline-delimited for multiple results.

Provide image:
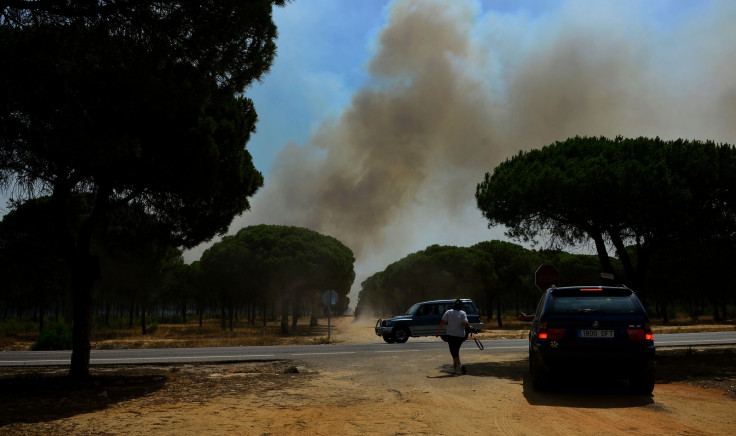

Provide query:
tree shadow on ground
left=0, top=366, right=168, bottom=426
left=429, top=358, right=527, bottom=380
left=654, top=346, right=736, bottom=398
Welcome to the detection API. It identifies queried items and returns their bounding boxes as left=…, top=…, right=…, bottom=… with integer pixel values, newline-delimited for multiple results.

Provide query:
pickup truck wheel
left=393, top=326, right=409, bottom=343
left=382, top=334, right=396, bottom=343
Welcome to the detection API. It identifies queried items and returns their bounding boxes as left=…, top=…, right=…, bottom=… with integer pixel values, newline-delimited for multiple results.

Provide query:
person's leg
left=449, top=337, right=462, bottom=373
left=455, top=338, right=466, bottom=374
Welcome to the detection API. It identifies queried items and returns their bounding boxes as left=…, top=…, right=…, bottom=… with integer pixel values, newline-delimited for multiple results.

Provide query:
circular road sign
left=535, top=264, right=559, bottom=292
left=322, top=290, right=338, bottom=307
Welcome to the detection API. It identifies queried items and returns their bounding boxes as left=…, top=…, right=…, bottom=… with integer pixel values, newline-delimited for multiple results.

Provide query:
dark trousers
left=447, top=335, right=465, bottom=358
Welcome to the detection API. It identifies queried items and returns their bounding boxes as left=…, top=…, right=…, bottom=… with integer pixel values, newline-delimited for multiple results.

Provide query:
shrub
left=31, top=323, right=73, bottom=351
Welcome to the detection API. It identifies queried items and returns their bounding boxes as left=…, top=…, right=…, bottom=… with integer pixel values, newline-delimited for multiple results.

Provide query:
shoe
left=451, top=367, right=457, bottom=375
left=460, top=365, right=467, bottom=375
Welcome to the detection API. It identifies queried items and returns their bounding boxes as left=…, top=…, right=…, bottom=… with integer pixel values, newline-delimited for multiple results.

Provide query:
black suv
left=375, top=299, right=484, bottom=343
left=525, top=286, right=655, bottom=393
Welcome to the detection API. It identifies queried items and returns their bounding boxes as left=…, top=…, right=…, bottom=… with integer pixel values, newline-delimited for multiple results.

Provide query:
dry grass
left=91, top=318, right=336, bottom=350
left=1, top=314, right=733, bottom=352
left=1, top=317, right=335, bottom=352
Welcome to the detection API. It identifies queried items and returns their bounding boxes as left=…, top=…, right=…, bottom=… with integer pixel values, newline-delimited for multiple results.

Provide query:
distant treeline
left=355, top=241, right=734, bottom=326
left=1, top=201, right=355, bottom=336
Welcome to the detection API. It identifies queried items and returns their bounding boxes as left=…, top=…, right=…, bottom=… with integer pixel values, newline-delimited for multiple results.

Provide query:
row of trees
left=356, top=239, right=733, bottom=326
left=358, top=137, right=736, bottom=324
left=356, top=242, right=609, bottom=327
left=474, top=136, right=736, bottom=321
left=1, top=198, right=191, bottom=334
left=0, top=206, right=355, bottom=335
left=197, top=225, right=355, bottom=333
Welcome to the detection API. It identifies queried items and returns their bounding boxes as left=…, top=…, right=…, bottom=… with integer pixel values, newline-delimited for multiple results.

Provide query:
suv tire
left=393, top=326, right=410, bottom=343
left=531, top=352, right=548, bottom=391
left=382, top=334, right=396, bottom=343
left=630, top=362, right=655, bottom=394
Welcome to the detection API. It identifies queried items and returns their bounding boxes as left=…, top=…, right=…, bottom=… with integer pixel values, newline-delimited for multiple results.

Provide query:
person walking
left=435, top=299, right=472, bottom=375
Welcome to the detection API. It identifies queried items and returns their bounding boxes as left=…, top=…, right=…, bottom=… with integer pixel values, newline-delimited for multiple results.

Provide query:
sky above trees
left=187, top=0, right=736, bottom=303
left=3, top=0, right=734, bottom=306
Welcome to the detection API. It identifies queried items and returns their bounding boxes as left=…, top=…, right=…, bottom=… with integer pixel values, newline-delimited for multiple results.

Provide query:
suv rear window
left=548, top=295, right=636, bottom=314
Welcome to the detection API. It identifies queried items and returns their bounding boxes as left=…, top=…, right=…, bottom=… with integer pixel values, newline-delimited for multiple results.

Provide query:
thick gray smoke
left=208, top=0, right=736, bottom=301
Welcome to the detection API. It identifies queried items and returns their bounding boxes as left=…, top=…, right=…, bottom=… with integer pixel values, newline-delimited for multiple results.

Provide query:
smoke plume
left=224, top=0, right=736, bottom=298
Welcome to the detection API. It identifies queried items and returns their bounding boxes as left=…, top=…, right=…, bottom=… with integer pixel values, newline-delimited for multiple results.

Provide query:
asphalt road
left=0, top=331, right=734, bottom=367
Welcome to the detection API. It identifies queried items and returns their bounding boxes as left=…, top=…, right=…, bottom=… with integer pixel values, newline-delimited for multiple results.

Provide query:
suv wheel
left=382, top=334, right=396, bottom=343
left=531, top=353, right=548, bottom=390
left=630, top=362, right=655, bottom=394
left=393, top=326, right=410, bottom=343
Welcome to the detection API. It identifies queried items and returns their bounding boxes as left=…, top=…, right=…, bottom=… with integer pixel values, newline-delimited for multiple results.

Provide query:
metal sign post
left=321, top=290, right=338, bottom=340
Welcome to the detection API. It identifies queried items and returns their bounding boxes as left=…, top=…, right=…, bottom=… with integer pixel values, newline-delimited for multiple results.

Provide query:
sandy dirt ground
left=1, top=317, right=735, bottom=435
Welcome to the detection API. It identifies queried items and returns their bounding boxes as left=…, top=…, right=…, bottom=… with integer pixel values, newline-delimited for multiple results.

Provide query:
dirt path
left=2, top=317, right=735, bottom=435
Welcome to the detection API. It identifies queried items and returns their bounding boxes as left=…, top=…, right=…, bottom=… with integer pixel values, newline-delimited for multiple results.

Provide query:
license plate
left=578, top=329, right=615, bottom=338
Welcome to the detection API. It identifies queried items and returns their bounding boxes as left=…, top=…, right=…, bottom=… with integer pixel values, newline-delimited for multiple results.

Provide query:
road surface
left=1, top=330, right=734, bottom=366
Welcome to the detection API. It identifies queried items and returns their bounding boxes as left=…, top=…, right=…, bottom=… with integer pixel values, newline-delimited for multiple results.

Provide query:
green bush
left=31, top=323, right=73, bottom=351
left=0, top=318, right=39, bottom=337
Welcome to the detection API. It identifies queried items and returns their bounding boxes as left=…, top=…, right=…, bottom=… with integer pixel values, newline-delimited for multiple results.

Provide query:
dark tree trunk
left=141, top=307, right=147, bottom=335
left=105, top=299, right=111, bottom=327
left=69, top=255, right=97, bottom=379
left=128, top=301, right=135, bottom=329
left=496, top=292, right=503, bottom=328
left=291, top=300, right=299, bottom=331
left=280, top=299, right=289, bottom=334
left=712, top=298, right=721, bottom=321
left=180, top=299, right=187, bottom=323
left=591, top=232, right=616, bottom=274
left=660, top=295, right=669, bottom=323
left=38, top=300, right=45, bottom=335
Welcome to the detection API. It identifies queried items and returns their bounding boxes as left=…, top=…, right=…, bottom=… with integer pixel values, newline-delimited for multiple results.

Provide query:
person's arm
left=462, top=313, right=473, bottom=333
left=435, top=319, right=446, bottom=337
left=518, top=313, right=535, bottom=322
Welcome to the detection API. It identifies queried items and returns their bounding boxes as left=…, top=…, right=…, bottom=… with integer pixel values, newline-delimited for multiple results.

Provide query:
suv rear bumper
left=535, top=345, right=655, bottom=371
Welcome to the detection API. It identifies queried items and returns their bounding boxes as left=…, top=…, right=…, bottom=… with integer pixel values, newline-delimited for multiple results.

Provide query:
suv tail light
left=627, top=323, right=654, bottom=341
left=538, top=322, right=565, bottom=339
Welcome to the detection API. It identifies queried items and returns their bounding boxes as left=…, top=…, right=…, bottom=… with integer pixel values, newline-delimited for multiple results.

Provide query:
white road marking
left=291, top=351, right=357, bottom=356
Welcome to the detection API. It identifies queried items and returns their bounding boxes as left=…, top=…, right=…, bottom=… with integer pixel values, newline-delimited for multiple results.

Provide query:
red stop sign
left=535, top=264, right=559, bottom=292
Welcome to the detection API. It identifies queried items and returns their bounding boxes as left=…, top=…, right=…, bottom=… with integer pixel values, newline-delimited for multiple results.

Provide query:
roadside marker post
left=321, top=290, right=338, bottom=340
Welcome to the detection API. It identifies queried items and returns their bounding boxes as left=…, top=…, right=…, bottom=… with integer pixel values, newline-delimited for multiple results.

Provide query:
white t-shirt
left=442, top=309, right=468, bottom=337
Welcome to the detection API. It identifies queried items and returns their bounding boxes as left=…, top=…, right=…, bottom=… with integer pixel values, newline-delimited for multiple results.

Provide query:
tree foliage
left=476, top=136, right=736, bottom=302
left=200, top=225, right=355, bottom=334
left=356, top=245, right=496, bottom=319
left=0, top=198, right=67, bottom=331
left=0, top=1, right=287, bottom=377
